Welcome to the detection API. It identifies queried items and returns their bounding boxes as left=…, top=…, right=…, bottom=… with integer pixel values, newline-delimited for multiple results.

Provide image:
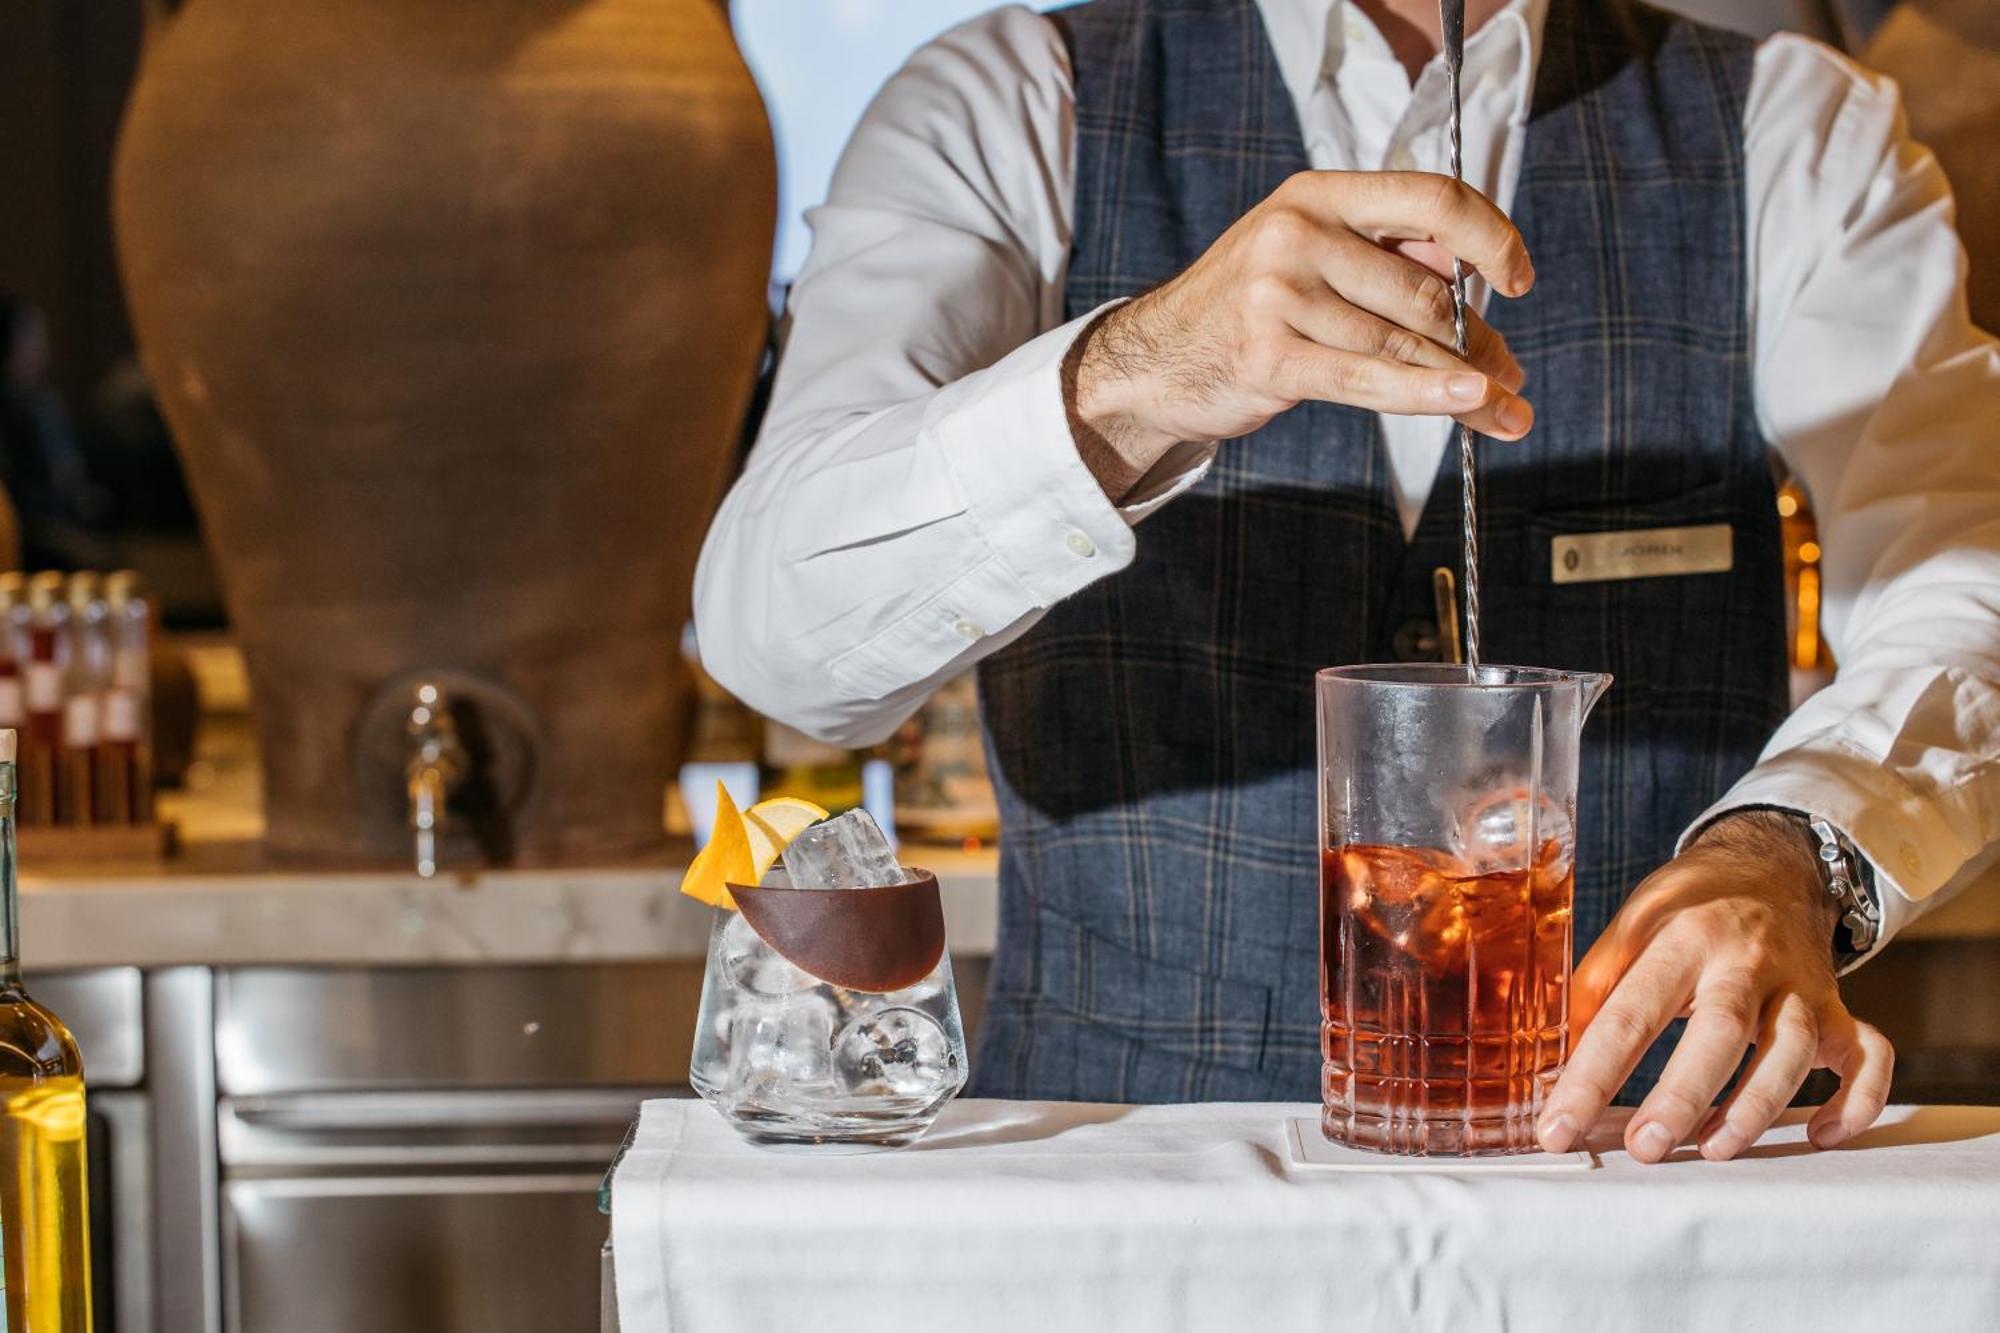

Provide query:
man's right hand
left=1065, top=171, right=1537, bottom=498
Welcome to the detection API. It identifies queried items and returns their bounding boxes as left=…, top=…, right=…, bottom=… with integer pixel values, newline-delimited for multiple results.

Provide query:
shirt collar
left=1257, top=0, right=1550, bottom=127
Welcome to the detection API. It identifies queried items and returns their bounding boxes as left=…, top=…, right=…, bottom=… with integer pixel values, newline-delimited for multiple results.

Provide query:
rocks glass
left=690, top=858, right=967, bottom=1153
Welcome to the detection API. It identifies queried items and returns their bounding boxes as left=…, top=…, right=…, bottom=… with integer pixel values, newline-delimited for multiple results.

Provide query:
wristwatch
left=1796, top=814, right=1883, bottom=965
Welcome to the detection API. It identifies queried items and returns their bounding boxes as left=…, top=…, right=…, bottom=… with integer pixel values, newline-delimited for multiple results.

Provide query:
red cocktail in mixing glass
left=1317, top=664, right=1610, bottom=1155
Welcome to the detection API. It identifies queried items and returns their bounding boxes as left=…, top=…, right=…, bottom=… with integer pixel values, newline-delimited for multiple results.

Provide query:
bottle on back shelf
left=17, top=575, right=69, bottom=828
left=58, top=575, right=107, bottom=828
left=889, top=672, right=999, bottom=845
left=0, top=727, right=95, bottom=1328
left=761, top=718, right=863, bottom=816
left=96, top=572, right=152, bottom=826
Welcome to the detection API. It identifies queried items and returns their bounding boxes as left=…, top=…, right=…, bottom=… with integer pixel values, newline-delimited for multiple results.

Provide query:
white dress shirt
left=693, top=0, right=2000, bottom=963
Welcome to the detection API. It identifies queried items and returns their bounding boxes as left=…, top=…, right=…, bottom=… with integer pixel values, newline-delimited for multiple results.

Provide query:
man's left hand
left=1536, top=811, right=1895, bottom=1163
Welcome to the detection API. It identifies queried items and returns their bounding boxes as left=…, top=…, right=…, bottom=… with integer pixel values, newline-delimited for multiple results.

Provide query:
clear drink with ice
left=1317, top=665, right=1608, bottom=1155
left=689, top=811, right=967, bottom=1152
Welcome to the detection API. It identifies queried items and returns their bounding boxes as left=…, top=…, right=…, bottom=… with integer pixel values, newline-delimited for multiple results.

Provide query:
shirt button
left=953, top=618, right=982, bottom=642
left=1064, top=529, right=1097, bottom=558
left=1388, top=146, right=1416, bottom=171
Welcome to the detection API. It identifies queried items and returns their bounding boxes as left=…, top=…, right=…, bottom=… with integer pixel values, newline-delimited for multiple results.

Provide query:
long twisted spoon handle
left=1438, top=0, right=1479, bottom=673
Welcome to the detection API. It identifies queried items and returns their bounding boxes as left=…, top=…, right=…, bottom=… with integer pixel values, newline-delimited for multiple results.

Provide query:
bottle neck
left=0, top=761, right=19, bottom=982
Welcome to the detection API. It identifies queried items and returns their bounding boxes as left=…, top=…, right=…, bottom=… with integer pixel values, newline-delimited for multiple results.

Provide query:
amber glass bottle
left=0, top=728, right=93, bottom=1328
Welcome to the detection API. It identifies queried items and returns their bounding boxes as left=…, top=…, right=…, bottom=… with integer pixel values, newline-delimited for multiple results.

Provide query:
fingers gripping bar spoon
left=1438, top=0, right=1481, bottom=674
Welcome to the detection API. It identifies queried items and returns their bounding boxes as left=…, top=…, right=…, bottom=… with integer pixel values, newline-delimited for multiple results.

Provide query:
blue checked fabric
left=969, top=0, right=1789, bottom=1104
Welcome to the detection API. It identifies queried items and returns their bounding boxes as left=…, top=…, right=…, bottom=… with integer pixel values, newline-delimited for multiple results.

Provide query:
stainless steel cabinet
left=211, top=963, right=700, bottom=1333
left=213, top=964, right=702, bottom=1094
left=225, top=1152, right=613, bottom=1332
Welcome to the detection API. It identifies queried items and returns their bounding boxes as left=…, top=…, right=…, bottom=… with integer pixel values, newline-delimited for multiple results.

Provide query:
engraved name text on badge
left=1550, top=524, right=1734, bottom=584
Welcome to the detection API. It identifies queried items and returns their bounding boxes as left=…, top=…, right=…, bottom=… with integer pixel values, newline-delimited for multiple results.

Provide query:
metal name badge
left=1550, top=524, right=1734, bottom=584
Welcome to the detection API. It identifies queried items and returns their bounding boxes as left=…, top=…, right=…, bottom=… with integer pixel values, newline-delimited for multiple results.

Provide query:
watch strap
left=1804, top=815, right=1882, bottom=964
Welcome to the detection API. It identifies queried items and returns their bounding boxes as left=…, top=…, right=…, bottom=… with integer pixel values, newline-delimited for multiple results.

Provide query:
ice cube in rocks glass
left=779, top=809, right=912, bottom=891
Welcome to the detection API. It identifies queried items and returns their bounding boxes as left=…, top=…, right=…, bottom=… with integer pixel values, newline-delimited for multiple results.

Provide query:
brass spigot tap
left=406, top=682, right=466, bottom=878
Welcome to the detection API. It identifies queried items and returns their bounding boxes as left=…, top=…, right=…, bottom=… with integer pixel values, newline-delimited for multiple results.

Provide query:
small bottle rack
left=2, top=569, right=169, bottom=861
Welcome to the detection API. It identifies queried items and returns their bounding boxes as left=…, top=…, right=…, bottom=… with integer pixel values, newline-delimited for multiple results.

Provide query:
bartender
left=694, top=0, right=2000, bottom=1164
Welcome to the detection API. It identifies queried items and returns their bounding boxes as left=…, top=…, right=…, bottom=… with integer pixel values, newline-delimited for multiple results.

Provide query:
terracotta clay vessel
left=112, top=0, right=775, bottom=865
left=1866, top=1, right=2000, bottom=331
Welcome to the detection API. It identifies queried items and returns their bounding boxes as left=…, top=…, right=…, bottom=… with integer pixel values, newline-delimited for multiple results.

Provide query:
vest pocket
left=1020, top=908, right=1275, bottom=1075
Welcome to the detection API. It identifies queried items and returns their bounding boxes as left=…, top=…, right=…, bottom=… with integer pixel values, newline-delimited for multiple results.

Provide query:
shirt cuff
left=1120, top=439, right=1218, bottom=521
left=929, top=305, right=1142, bottom=613
left=1678, top=744, right=1977, bottom=972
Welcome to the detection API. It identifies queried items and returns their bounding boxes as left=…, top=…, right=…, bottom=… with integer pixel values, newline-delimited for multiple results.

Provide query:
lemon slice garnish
left=744, top=796, right=830, bottom=880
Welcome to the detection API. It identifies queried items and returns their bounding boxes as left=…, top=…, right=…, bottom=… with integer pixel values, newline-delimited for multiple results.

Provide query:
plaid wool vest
left=970, top=0, right=1788, bottom=1102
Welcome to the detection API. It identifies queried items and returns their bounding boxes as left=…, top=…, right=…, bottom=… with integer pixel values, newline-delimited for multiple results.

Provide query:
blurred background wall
left=0, top=1, right=212, bottom=618
left=0, top=1, right=145, bottom=409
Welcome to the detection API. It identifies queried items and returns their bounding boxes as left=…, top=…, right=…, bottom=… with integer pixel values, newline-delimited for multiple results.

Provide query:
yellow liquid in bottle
left=0, top=989, right=93, bottom=1332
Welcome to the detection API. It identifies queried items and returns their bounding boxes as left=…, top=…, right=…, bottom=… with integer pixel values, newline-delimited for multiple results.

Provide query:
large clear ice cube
left=724, top=992, right=836, bottom=1101
left=779, top=809, right=912, bottom=891
left=832, top=1004, right=956, bottom=1098
left=1447, top=781, right=1574, bottom=875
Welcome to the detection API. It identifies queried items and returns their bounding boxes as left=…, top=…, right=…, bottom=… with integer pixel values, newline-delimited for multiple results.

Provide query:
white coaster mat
left=1287, top=1117, right=1597, bottom=1171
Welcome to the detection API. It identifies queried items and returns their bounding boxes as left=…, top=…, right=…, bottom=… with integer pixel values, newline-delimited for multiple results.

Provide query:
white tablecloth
left=612, top=1099, right=2000, bottom=1332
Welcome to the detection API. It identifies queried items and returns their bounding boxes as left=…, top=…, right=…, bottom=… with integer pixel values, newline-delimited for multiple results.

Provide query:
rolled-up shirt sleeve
left=1683, top=37, right=2000, bottom=968
left=693, top=7, right=1208, bottom=748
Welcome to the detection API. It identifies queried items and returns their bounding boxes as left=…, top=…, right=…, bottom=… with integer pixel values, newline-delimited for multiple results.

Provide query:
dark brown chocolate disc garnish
left=727, top=869, right=945, bottom=993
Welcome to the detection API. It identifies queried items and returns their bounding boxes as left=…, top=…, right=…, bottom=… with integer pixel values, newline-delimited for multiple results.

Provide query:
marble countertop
left=20, top=843, right=1003, bottom=971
